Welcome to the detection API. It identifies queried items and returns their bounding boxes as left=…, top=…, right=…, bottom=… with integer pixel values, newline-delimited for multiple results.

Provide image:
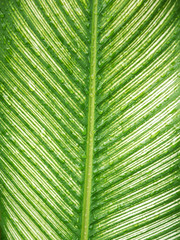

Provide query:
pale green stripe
left=81, top=0, right=98, bottom=239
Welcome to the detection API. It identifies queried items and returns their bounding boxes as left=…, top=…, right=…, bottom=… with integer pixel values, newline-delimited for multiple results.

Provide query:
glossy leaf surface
left=0, top=0, right=179, bottom=239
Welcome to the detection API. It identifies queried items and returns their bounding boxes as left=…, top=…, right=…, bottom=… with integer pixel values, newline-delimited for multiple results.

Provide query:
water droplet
left=40, top=128, right=45, bottom=138
left=97, top=107, right=103, bottom=114
left=3, top=94, right=11, bottom=105
left=109, top=159, right=114, bottom=165
left=13, top=86, right=18, bottom=93
left=76, top=7, right=82, bottom=16
left=28, top=80, right=35, bottom=91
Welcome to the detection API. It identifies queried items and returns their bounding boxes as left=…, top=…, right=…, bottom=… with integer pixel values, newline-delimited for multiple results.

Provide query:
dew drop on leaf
left=28, top=80, right=36, bottom=91
left=13, top=86, right=18, bottom=93
left=3, top=94, right=11, bottom=105
left=40, top=128, right=46, bottom=138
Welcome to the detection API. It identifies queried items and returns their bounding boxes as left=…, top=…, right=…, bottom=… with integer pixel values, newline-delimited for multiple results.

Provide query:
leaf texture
left=0, top=0, right=179, bottom=239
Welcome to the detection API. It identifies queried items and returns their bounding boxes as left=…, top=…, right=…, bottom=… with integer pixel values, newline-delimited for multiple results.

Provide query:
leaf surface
left=0, top=0, right=179, bottom=239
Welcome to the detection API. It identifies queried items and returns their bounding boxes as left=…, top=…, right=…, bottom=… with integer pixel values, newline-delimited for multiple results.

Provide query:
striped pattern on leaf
left=0, top=0, right=179, bottom=239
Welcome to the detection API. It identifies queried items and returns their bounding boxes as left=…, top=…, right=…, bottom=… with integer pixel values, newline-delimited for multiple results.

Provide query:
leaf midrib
left=81, top=0, right=98, bottom=239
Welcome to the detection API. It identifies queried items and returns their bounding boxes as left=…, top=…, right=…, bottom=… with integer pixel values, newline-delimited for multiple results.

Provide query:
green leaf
left=0, top=0, right=179, bottom=239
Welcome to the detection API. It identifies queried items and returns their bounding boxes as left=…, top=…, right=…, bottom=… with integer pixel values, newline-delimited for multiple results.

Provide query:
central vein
left=81, top=0, right=98, bottom=239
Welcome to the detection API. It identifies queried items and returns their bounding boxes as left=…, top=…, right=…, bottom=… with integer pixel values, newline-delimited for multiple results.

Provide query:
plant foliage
left=0, top=0, right=179, bottom=239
